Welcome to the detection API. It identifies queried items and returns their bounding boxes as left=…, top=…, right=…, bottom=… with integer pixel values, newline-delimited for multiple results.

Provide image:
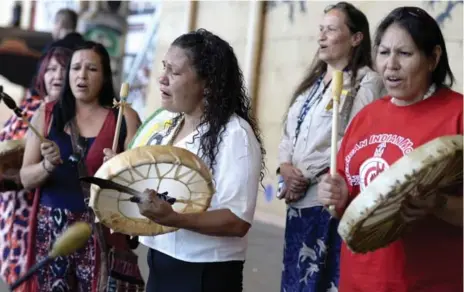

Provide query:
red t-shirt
left=336, top=87, right=463, bottom=292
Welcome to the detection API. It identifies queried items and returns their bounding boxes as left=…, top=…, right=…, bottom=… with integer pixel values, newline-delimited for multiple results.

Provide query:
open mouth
left=385, top=76, right=403, bottom=87
left=386, top=76, right=402, bottom=82
left=52, top=82, right=62, bottom=88
left=320, top=45, right=328, bottom=49
left=160, top=89, right=171, bottom=97
left=77, top=83, right=88, bottom=90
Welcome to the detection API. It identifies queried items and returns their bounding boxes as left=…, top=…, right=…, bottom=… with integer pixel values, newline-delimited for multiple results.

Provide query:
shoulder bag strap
left=340, top=76, right=365, bottom=131
left=67, top=118, right=110, bottom=292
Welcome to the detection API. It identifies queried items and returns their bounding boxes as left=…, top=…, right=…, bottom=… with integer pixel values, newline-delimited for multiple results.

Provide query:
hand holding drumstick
left=0, top=86, right=63, bottom=173
left=41, top=140, right=63, bottom=171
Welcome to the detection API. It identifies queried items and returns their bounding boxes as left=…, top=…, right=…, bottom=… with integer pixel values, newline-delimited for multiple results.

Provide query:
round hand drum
left=89, top=145, right=215, bottom=236
left=0, top=139, right=25, bottom=175
left=338, top=135, right=463, bottom=253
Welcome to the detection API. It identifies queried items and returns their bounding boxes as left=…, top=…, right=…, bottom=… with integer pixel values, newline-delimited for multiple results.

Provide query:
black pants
left=146, top=248, right=244, bottom=292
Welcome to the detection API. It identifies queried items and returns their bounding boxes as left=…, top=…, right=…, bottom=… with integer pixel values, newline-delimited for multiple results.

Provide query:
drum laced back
left=338, top=135, right=463, bottom=253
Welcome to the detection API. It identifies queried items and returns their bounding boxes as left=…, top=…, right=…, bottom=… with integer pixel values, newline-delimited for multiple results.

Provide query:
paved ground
left=135, top=221, right=285, bottom=292
left=243, top=221, right=285, bottom=292
left=0, top=221, right=285, bottom=291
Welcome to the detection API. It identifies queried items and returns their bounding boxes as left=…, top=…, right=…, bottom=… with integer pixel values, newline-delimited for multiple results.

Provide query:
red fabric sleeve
left=457, top=109, right=463, bottom=135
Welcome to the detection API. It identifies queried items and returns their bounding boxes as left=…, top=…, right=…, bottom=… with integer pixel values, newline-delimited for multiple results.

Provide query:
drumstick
left=10, top=222, right=92, bottom=291
left=121, top=197, right=206, bottom=207
left=0, top=86, right=46, bottom=142
left=328, top=70, right=343, bottom=218
left=112, top=83, right=130, bottom=152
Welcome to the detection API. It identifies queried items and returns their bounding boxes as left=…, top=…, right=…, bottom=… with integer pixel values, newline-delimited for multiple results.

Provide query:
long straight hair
left=289, top=2, right=373, bottom=109
left=373, top=7, right=455, bottom=88
left=53, top=41, right=115, bottom=132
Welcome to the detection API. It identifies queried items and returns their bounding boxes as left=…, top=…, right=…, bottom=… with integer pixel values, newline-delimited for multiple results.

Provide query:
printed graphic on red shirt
left=344, top=133, right=415, bottom=190
left=359, top=143, right=389, bottom=192
left=338, top=88, right=463, bottom=292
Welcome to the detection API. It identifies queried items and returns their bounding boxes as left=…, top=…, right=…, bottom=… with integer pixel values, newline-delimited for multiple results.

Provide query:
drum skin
left=338, top=135, right=463, bottom=253
left=89, top=145, right=215, bottom=236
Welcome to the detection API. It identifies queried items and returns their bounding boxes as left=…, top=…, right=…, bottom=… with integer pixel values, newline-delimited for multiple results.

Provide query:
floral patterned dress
left=0, top=94, right=42, bottom=287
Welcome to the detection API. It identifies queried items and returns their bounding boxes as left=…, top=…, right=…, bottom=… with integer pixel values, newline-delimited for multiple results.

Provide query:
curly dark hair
left=169, top=28, right=266, bottom=181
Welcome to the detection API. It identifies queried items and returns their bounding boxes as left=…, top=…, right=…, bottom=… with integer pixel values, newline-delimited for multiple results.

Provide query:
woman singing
left=20, top=41, right=143, bottom=292
left=278, top=2, right=384, bottom=291
left=105, top=28, right=266, bottom=292
left=0, top=47, right=72, bottom=287
left=318, top=6, right=462, bottom=292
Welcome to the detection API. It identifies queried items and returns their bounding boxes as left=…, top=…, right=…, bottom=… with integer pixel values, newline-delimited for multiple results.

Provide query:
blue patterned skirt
left=281, top=206, right=341, bottom=292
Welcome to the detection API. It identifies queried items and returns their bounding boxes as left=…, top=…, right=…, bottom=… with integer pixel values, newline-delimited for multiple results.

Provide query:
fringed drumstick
left=328, top=70, right=344, bottom=218
left=10, top=222, right=92, bottom=291
left=112, top=82, right=130, bottom=152
left=0, top=86, right=46, bottom=142
left=79, top=176, right=178, bottom=204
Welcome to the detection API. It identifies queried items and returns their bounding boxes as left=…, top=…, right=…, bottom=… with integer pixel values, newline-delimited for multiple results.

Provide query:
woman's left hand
left=401, top=193, right=446, bottom=223
left=135, top=189, right=177, bottom=226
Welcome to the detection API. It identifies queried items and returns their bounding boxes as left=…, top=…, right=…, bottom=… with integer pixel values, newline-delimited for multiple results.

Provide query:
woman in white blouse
left=125, top=29, right=265, bottom=292
left=277, top=2, right=385, bottom=291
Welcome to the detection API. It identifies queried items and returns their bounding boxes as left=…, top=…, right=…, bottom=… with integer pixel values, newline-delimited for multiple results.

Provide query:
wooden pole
left=186, top=0, right=198, bottom=32
left=244, top=1, right=266, bottom=115
left=28, top=0, right=36, bottom=30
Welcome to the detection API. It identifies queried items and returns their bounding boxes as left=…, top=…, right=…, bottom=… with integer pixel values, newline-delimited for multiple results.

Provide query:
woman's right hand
left=40, top=140, right=62, bottom=168
left=317, top=173, right=349, bottom=210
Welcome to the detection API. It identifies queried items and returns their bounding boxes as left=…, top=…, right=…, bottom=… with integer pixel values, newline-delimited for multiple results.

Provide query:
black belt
left=308, top=167, right=329, bottom=186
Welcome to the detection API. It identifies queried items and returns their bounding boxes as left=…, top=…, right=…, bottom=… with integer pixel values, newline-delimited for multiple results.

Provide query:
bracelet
left=42, top=160, right=54, bottom=174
